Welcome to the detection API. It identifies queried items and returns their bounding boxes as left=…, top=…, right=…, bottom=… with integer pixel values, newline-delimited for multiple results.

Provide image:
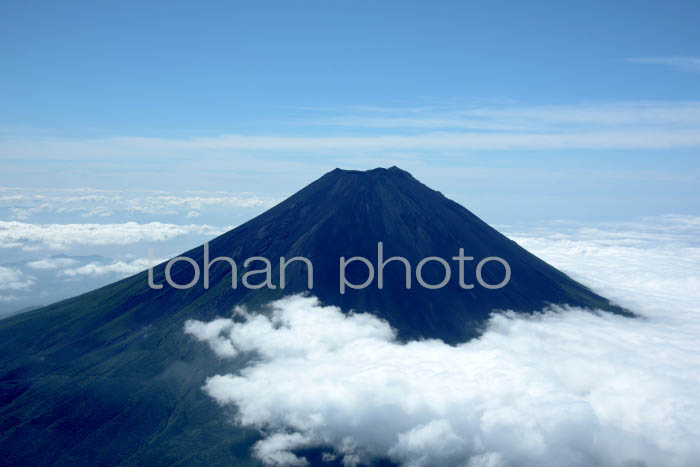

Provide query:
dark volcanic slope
left=0, top=167, right=626, bottom=466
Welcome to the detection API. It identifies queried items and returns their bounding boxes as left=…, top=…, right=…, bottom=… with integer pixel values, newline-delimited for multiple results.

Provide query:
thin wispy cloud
left=2, top=128, right=700, bottom=160
left=0, top=221, right=227, bottom=250
left=0, top=188, right=277, bottom=221
left=628, top=56, right=700, bottom=74
left=60, top=257, right=167, bottom=277
left=3, top=101, right=700, bottom=163
left=312, top=101, right=700, bottom=130
left=25, top=257, right=79, bottom=270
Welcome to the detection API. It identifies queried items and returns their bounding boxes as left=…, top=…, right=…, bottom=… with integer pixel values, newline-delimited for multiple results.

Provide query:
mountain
left=0, top=167, right=628, bottom=466
left=0, top=254, right=111, bottom=318
left=0, top=305, right=42, bottom=320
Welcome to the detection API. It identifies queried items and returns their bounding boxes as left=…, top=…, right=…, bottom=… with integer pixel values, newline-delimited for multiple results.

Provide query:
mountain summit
left=0, top=167, right=626, bottom=466
left=159, top=165, right=622, bottom=342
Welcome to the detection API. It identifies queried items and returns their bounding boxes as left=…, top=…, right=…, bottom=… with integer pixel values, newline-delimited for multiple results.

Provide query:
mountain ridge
left=0, top=167, right=630, bottom=466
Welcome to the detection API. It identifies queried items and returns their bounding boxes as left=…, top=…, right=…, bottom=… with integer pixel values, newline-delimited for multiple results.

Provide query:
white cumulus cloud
left=185, top=216, right=700, bottom=467
left=60, top=257, right=166, bottom=278
left=26, top=257, right=79, bottom=269
left=0, top=265, right=34, bottom=291
left=0, top=221, right=226, bottom=250
left=185, top=318, right=238, bottom=358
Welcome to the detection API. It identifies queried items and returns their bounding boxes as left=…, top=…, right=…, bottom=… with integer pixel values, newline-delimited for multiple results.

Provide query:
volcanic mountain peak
left=146, top=165, right=625, bottom=344
left=315, top=166, right=423, bottom=195
left=330, top=165, right=407, bottom=174
left=0, top=166, right=629, bottom=466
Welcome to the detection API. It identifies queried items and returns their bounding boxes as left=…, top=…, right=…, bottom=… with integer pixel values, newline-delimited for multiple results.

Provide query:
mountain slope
left=0, top=167, right=628, bottom=466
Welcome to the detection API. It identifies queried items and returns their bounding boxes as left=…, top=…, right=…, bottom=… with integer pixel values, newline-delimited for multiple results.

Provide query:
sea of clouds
left=184, top=216, right=700, bottom=467
left=0, top=187, right=270, bottom=315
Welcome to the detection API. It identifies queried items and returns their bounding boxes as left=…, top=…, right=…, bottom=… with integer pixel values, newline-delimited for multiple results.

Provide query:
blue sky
left=2, top=1, right=700, bottom=132
left=1, top=0, right=700, bottom=224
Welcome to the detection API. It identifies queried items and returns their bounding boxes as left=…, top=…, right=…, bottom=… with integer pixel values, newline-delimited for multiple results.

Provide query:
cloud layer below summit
left=186, top=217, right=700, bottom=467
